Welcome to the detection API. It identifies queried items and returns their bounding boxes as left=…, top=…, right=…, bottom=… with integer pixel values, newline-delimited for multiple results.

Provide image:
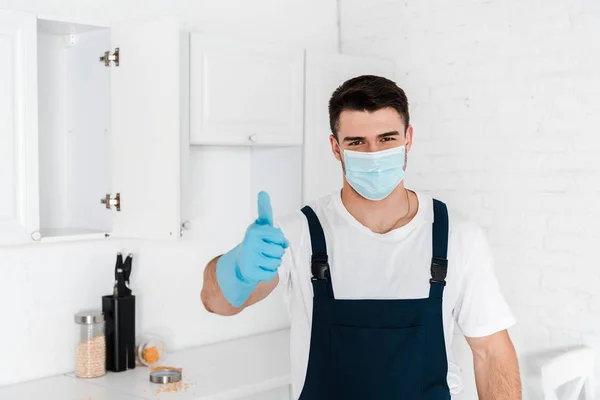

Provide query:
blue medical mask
left=342, top=146, right=406, bottom=201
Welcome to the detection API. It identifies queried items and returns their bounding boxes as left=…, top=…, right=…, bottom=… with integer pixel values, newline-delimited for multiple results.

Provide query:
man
left=201, top=75, right=521, bottom=399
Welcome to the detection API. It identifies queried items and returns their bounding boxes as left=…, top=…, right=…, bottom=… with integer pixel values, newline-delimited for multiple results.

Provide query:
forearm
left=473, top=343, right=522, bottom=399
left=200, top=255, right=279, bottom=316
left=201, top=256, right=243, bottom=316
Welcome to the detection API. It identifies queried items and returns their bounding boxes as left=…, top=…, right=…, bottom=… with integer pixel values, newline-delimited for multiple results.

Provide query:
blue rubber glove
left=216, top=191, right=289, bottom=307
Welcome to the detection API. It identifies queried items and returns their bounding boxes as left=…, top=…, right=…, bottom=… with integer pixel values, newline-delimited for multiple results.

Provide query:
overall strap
left=300, top=206, right=334, bottom=298
left=429, top=199, right=449, bottom=299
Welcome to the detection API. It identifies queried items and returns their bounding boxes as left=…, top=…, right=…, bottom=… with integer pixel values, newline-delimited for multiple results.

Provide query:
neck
left=340, top=181, right=416, bottom=234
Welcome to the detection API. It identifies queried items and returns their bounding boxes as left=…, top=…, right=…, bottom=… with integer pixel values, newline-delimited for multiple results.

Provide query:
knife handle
left=122, top=254, right=133, bottom=283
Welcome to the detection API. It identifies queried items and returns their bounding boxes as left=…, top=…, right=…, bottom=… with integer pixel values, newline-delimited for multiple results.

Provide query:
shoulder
left=425, top=194, right=493, bottom=278
left=274, top=209, right=307, bottom=241
left=417, top=191, right=489, bottom=262
left=448, top=209, right=485, bottom=248
left=418, top=192, right=484, bottom=243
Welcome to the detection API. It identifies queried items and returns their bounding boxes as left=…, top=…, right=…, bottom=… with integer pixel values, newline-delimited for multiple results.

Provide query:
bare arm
left=467, top=329, right=522, bottom=399
left=200, top=255, right=279, bottom=316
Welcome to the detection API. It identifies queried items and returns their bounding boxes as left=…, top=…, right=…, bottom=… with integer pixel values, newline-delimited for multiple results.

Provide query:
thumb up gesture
left=235, top=191, right=289, bottom=283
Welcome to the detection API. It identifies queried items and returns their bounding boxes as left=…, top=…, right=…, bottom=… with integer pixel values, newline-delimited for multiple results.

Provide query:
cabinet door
left=110, top=17, right=181, bottom=240
left=303, top=53, right=396, bottom=203
left=190, top=34, right=304, bottom=146
left=0, top=10, right=40, bottom=245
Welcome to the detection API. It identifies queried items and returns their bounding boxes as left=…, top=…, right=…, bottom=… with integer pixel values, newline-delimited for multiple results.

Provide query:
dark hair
left=328, top=75, right=409, bottom=138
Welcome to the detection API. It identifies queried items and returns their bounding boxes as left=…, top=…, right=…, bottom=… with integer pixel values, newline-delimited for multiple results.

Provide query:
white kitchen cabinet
left=303, top=52, right=396, bottom=204
left=0, top=9, right=188, bottom=245
left=189, top=34, right=304, bottom=146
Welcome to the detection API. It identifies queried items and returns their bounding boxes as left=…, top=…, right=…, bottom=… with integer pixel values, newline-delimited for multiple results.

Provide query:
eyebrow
left=342, top=131, right=401, bottom=142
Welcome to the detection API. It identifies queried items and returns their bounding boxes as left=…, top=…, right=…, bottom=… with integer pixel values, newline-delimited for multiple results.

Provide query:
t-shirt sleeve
left=276, top=237, right=294, bottom=297
left=273, top=213, right=303, bottom=302
left=454, top=226, right=516, bottom=338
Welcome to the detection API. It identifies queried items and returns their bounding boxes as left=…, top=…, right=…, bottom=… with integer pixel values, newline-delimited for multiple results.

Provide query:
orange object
left=143, top=346, right=160, bottom=364
left=152, top=381, right=191, bottom=394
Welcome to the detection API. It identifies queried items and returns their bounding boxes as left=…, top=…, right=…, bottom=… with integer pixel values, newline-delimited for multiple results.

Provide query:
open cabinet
left=0, top=10, right=188, bottom=245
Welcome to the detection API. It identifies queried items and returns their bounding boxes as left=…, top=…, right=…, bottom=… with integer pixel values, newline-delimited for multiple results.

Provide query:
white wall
left=0, top=0, right=339, bottom=386
left=340, top=0, right=600, bottom=398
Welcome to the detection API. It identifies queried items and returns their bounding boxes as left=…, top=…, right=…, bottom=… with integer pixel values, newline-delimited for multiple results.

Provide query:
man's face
left=330, top=107, right=413, bottom=165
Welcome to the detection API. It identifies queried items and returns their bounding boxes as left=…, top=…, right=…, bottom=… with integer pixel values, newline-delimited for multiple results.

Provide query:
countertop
left=0, top=328, right=292, bottom=400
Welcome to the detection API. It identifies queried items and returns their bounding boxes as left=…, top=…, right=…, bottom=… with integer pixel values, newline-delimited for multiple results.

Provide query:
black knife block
left=102, top=294, right=136, bottom=372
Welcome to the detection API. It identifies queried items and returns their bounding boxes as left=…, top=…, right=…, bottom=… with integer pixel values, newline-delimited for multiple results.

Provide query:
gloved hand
left=216, top=191, right=289, bottom=307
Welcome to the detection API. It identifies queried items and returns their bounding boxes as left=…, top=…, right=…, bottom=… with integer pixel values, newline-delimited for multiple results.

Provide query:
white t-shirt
left=275, top=190, right=516, bottom=399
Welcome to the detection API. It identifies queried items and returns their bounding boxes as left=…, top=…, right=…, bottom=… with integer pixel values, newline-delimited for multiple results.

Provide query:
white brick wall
left=341, top=0, right=600, bottom=398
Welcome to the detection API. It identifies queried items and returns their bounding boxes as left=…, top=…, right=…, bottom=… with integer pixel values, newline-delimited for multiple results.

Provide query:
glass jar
left=74, top=310, right=106, bottom=378
left=136, top=334, right=167, bottom=367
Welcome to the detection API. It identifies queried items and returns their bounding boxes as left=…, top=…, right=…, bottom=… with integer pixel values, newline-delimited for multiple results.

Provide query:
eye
left=381, top=137, right=396, bottom=142
left=348, top=141, right=363, bottom=146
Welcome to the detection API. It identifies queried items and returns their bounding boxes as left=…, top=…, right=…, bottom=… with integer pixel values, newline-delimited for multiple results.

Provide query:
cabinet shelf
left=38, top=20, right=112, bottom=240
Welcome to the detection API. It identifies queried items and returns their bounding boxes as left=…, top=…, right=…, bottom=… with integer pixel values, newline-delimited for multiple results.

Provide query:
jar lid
left=74, top=310, right=104, bottom=324
left=150, top=369, right=182, bottom=384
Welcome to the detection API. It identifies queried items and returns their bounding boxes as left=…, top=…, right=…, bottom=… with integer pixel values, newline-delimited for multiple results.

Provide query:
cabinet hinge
left=100, top=48, right=120, bottom=67
left=100, top=193, right=121, bottom=211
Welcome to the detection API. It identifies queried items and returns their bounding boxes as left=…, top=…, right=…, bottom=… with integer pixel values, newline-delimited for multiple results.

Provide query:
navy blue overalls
left=297, top=199, right=451, bottom=400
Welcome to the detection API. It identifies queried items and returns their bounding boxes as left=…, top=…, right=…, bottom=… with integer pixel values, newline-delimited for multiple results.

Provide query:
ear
left=405, top=125, right=414, bottom=152
left=330, top=134, right=342, bottom=161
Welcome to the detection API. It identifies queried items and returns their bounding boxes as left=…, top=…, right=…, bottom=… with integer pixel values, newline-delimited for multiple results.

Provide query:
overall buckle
left=311, top=254, right=330, bottom=281
left=430, top=256, right=448, bottom=286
